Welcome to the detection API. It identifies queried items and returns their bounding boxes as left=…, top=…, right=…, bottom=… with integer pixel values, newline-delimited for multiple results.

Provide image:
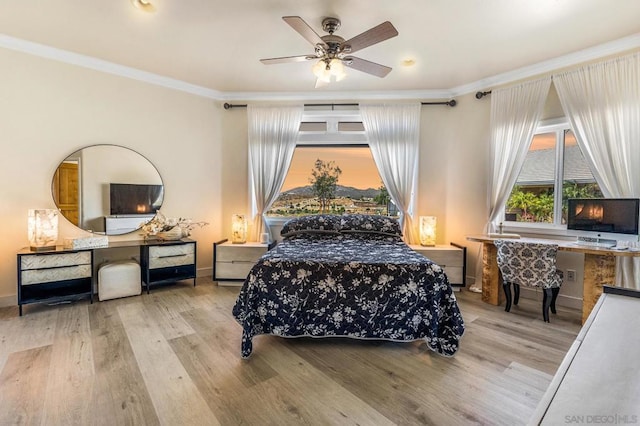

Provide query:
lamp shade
left=231, top=214, right=247, bottom=244
left=419, top=216, right=436, bottom=247
left=28, top=209, right=58, bottom=251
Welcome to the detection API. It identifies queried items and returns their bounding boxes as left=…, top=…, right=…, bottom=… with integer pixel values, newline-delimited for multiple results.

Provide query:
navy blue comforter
left=232, top=231, right=465, bottom=358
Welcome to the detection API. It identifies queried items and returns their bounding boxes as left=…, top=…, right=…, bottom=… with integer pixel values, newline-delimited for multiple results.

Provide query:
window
left=265, top=108, right=399, bottom=218
left=266, top=145, right=394, bottom=217
left=505, top=120, right=602, bottom=226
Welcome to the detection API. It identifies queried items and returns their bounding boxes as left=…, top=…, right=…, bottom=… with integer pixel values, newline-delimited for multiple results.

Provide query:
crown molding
left=2, top=31, right=640, bottom=102
left=450, top=32, right=640, bottom=96
left=0, top=34, right=222, bottom=99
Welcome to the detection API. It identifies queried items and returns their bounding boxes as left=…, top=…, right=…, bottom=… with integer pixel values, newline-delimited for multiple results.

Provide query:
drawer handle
left=158, top=254, right=187, bottom=259
left=28, top=264, right=90, bottom=271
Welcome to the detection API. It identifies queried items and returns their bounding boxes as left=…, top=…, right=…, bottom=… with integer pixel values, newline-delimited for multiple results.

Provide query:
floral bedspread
left=232, top=232, right=465, bottom=358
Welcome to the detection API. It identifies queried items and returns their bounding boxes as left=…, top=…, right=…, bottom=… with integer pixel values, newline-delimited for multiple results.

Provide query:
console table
left=17, top=238, right=196, bottom=315
left=466, top=235, right=640, bottom=323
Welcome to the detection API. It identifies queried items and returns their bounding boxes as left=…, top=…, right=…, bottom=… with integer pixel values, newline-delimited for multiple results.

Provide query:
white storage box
left=98, top=260, right=141, bottom=301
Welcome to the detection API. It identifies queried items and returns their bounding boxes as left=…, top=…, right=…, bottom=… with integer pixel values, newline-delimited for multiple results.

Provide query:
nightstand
left=213, top=240, right=270, bottom=286
left=410, top=243, right=466, bottom=288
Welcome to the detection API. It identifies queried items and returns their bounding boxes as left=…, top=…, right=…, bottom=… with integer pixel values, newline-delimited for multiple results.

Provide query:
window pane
left=561, top=130, right=603, bottom=223
left=266, top=146, right=395, bottom=217
left=505, top=132, right=556, bottom=223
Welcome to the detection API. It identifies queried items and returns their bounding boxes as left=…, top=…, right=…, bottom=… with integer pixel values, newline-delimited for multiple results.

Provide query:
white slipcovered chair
left=494, top=239, right=563, bottom=322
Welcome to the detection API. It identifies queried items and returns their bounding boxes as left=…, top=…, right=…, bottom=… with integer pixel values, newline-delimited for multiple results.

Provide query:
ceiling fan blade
left=283, top=16, right=325, bottom=47
left=342, top=21, right=398, bottom=54
left=344, top=57, right=392, bottom=78
left=260, top=55, right=314, bottom=65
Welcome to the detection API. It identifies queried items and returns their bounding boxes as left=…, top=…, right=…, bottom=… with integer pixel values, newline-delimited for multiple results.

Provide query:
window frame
left=503, top=117, right=586, bottom=237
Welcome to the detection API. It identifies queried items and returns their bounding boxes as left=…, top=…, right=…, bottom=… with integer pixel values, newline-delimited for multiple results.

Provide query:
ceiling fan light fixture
left=312, top=59, right=346, bottom=84
left=131, top=0, right=155, bottom=13
left=312, top=60, right=331, bottom=83
left=330, top=59, right=347, bottom=82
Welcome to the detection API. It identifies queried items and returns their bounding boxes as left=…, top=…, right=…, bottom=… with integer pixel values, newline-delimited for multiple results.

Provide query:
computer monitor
left=567, top=198, right=640, bottom=243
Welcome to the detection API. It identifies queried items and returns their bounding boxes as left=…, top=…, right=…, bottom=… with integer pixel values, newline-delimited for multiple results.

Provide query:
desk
left=466, top=235, right=640, bottom=323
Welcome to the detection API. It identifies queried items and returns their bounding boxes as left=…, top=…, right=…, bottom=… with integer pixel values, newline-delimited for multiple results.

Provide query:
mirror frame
left=52, top=144, right=164, bottom=235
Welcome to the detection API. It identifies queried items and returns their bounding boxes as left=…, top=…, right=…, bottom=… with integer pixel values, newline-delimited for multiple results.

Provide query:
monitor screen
left=109, top=183, right=164, bottom=215
left=567, top=198, right=640, bottom=235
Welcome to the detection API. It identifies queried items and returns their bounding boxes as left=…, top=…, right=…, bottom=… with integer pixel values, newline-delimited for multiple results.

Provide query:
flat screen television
left=567, top=198, right=640, bottom=241
left=109, top=183, right=164, bottom=215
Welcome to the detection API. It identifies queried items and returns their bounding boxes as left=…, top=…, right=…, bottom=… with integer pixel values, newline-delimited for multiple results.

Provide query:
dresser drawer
left=215, top=261, right=256, bottom=280
left=149, top=243, right=195, bottom=258
left=21, top=251, right=91, bottom=270
left=442, top=266, right=464, bottom=285
left=148, top=243, right=195, bottom=269
left=216, top=245, right=267, bottom=263
left=21, top=264, right=92, bottom=285
left=420, top=250, right=463, bottom=267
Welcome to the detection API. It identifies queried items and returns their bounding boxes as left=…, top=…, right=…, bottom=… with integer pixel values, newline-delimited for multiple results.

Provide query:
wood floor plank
left=0, top=345, right=52, bottom=426
left=89, top=300, right=160, bottom=426
left=117, top=302, right=220, bottom=426
left=41, top=304, right=96, bottom=425
left=140, top=291, right=196, bottom=341
left=0, top=308, right=58, bottom=372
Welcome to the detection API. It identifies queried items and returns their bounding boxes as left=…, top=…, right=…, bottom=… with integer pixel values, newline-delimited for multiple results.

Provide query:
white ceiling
left=1, top=0, right=640, bottom=99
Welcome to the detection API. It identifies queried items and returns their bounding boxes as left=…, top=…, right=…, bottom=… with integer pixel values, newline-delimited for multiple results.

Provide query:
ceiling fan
left=260, top=16, right=399, bottom=87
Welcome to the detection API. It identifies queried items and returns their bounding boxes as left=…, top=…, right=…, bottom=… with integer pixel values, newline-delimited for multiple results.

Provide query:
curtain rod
left=475, top=90, right=492, bottom=99
left=223, top=100, right=457, bottom=110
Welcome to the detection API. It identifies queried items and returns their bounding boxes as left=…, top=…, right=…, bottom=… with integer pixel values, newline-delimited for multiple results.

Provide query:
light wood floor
left=0, top=278, right=582, bottom=426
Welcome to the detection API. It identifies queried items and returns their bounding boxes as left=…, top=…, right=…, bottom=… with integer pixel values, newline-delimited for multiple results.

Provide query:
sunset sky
left=531, top=129, right=576, bottom=150
left=280, top=146, right=383, bottom=192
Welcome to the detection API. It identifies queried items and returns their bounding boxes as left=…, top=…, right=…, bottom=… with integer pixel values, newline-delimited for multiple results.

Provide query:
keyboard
left=574, top=237, right=617, bottom=248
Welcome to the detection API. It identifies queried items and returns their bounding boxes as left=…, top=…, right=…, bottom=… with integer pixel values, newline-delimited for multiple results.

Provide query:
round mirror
left=52, top=144, right=164, bottom=236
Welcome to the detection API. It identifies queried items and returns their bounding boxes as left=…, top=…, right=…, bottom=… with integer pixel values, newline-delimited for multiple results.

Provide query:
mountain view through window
left=266, top=146, right=396, bottom=217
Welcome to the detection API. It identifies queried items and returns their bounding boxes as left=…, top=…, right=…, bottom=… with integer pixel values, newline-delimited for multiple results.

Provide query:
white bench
left=530, top=286, right=640, bottom=425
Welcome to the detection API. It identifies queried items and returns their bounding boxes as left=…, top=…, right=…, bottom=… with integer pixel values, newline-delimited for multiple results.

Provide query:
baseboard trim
left=0, top=294, right=16, bottom=308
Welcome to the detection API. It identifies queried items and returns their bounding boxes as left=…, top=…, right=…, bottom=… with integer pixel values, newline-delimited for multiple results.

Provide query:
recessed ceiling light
left=131, top=0, right=155, bottom=12
left=402, top=59, right=416, bottom=67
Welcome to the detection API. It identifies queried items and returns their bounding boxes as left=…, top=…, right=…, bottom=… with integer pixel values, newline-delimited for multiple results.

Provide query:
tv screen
left=567, top=198, right=640, bottom=235
left=109, top=183, right=164, bottom=215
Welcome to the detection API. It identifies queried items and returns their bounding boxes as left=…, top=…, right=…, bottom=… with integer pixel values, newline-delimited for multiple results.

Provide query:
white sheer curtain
left=554, top=52, right=640, bottom=289
left=469, top=77, right=551, bottom=293
left=248, top=104, right=303, bottom=241
left=486, top=76, right=552, bottom=233
left=360, top=102, right=421, bottom=244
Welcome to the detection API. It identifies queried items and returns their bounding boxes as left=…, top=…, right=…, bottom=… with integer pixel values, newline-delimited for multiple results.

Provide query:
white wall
left=0, top=47, right=225, bottom=305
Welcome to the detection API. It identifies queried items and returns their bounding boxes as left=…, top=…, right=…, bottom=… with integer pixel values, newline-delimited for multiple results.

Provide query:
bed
left=232, top=214, right=465, bottom=358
